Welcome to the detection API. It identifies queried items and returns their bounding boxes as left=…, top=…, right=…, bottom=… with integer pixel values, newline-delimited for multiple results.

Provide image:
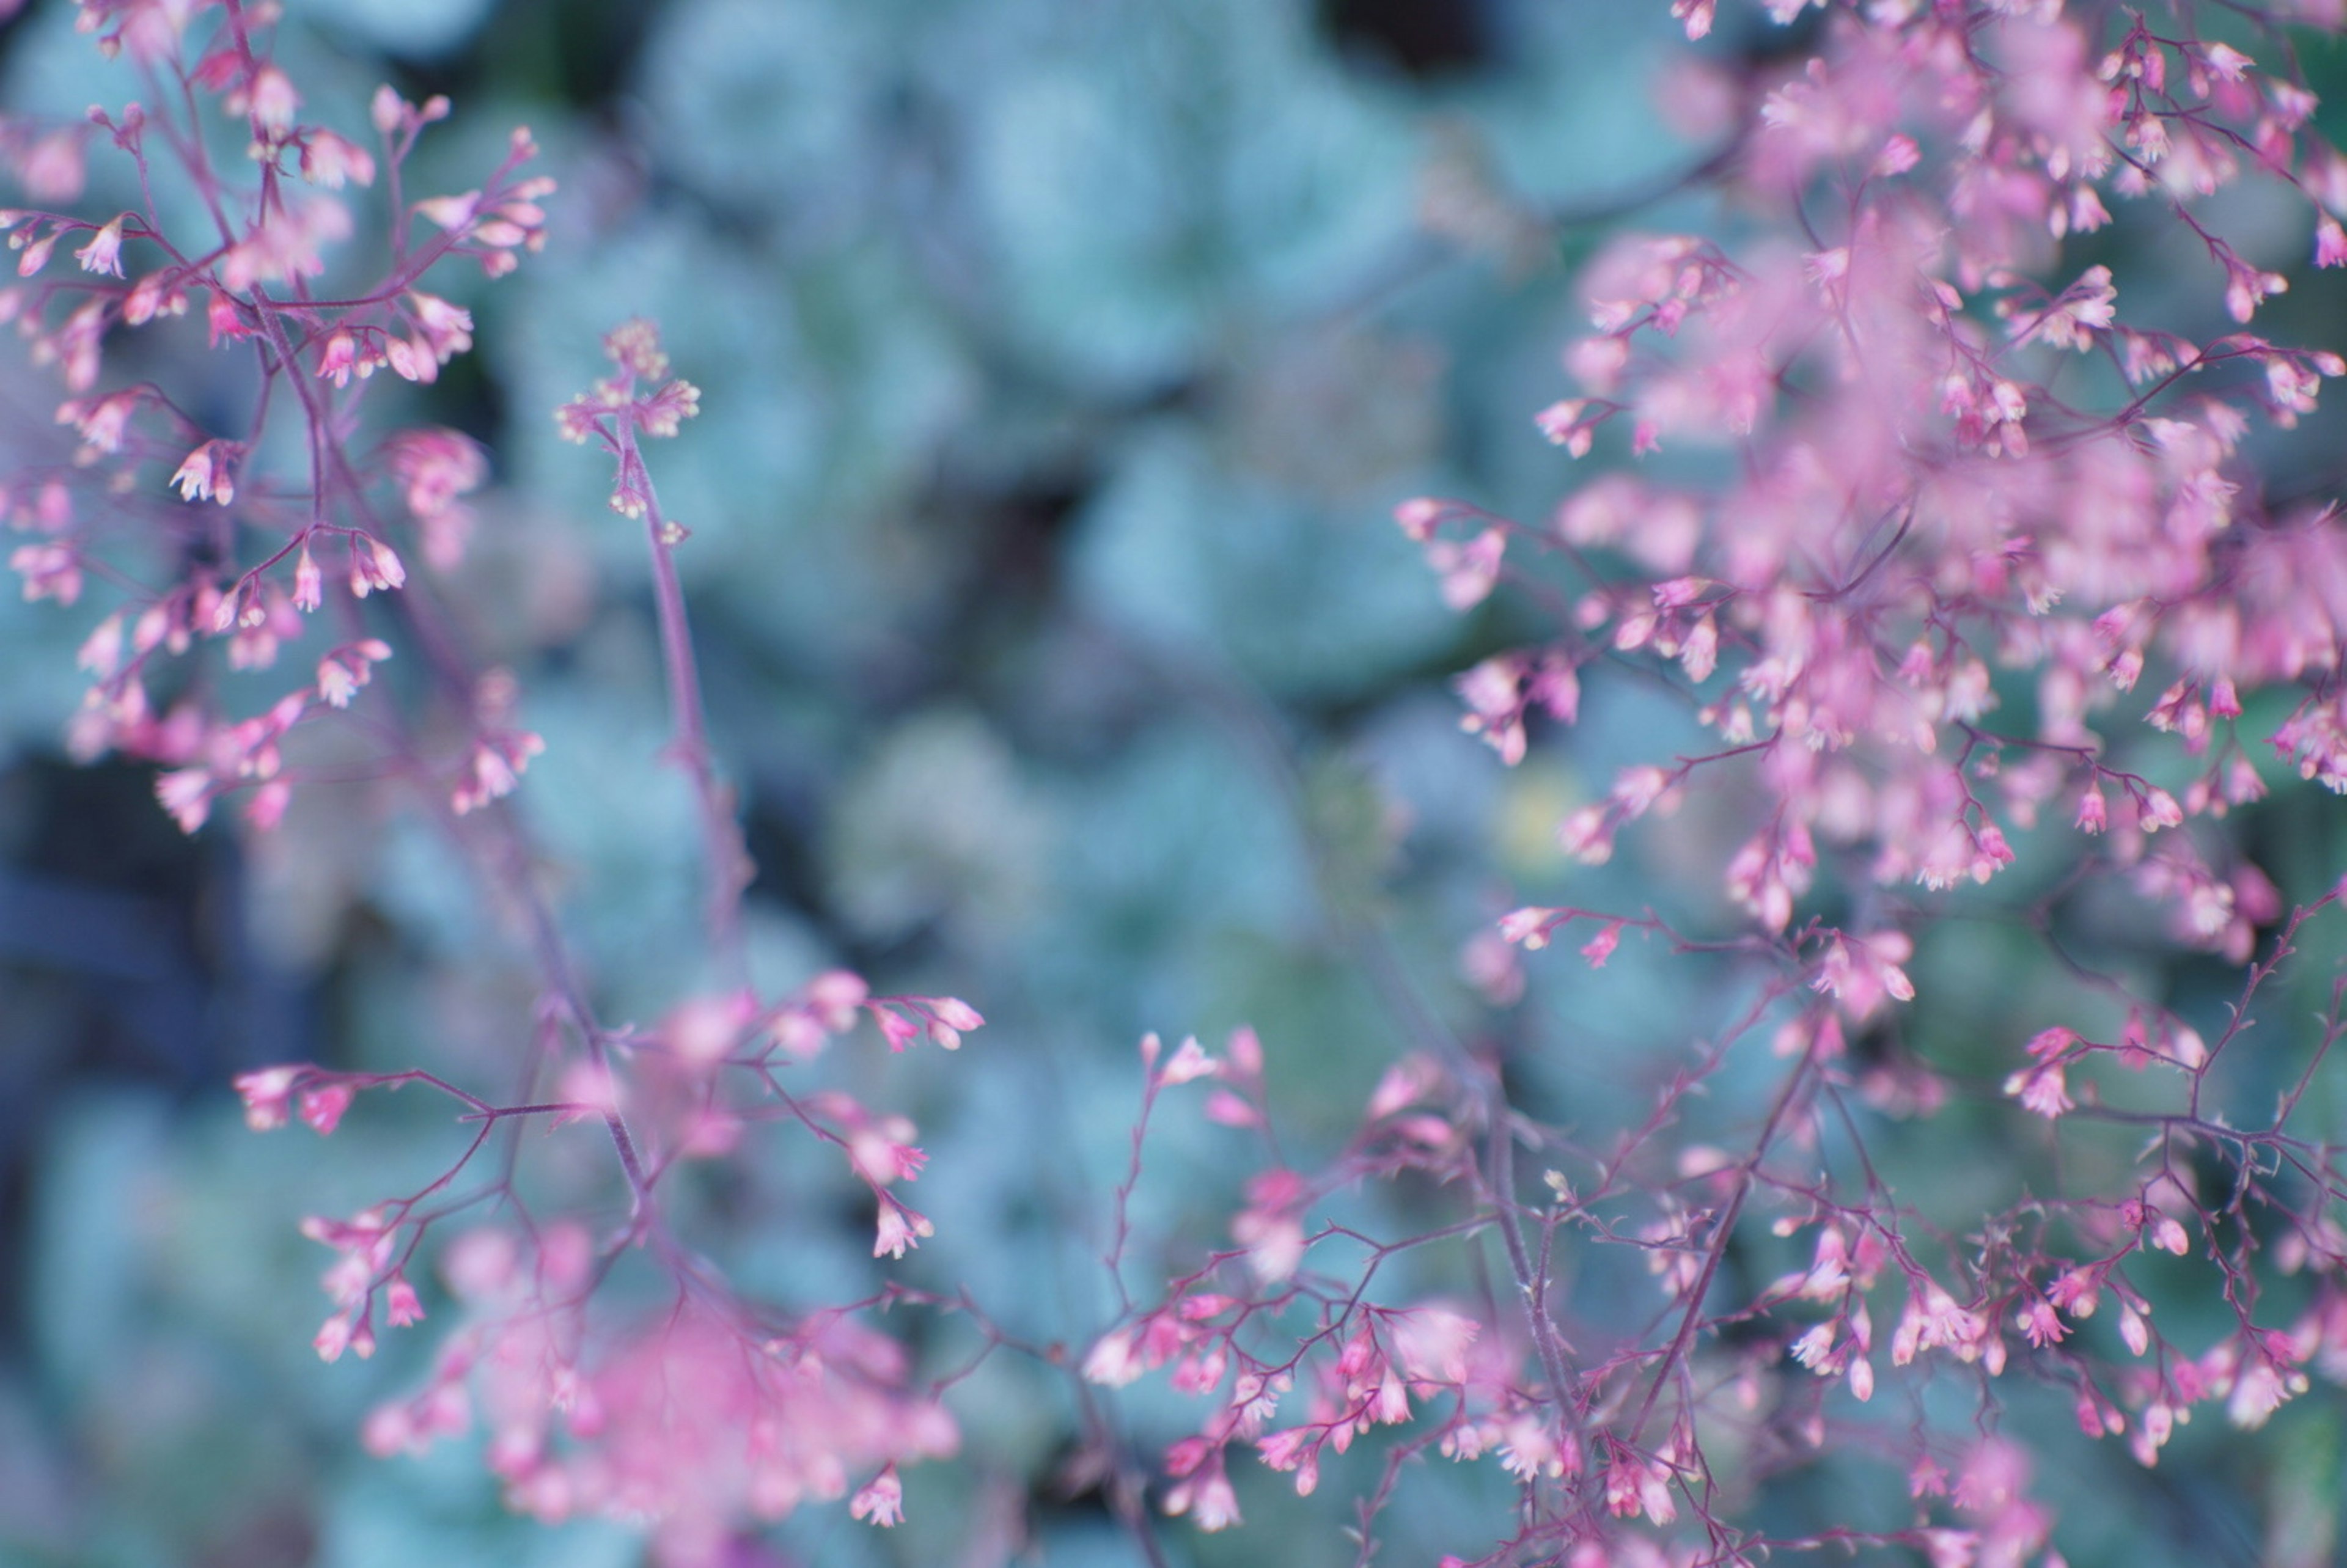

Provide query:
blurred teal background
left=1, top=2, right=2344, bottom=1566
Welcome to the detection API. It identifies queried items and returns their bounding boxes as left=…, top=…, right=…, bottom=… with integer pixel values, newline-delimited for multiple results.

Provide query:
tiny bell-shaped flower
left=384, top=1273, right=425, bottom=1327
left=299, top=1081, right=354, bottom=1134
left=73, top=216, right=125, bottom=277
left=850, top=1464, right=904, bottom=1527
left=350, top=537, right=406, bottom=598
left=293, top=547, right=323, bottom=611
left=233, top=1065, right=303, bottom=1129
left=873, top=1199, right=934, bottom=1259
left=170, top=441, right=235, bottom=505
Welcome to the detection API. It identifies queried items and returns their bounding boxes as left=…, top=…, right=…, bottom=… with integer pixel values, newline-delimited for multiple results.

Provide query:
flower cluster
left=1073, top=2, right=2347, bottom=1564
left=6, top=7, right=985, bottom=1559
left=359, top=1231, right=958, bottom=1564
left=7, top=2, right=549, bottom=831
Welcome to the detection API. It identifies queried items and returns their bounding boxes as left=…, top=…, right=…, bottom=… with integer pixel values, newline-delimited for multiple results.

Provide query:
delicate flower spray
left=5, top=4, right=978, bottom=1559
left=1090, top=4, right=2347, bottom=1566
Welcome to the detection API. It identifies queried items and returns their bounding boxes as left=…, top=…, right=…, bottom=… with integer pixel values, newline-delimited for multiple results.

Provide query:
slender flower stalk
left=553, top=322, right=750, bottom=982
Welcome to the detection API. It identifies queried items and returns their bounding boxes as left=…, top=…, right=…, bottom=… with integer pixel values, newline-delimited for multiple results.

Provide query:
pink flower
left=1424, top=527, right=1505, bottom=610
left=450, top=731, right=545, bottom=813
left=2224, top=261, right=2289, bottom=324
left=246, top=65, right=299, bottom=133
left=349, top=537, right=406, bottom=598
left=1365, top=1055, right=1442, bottom=1121
left=314, top=1311, right=362, bottom=1363
left=2046, top=1267, right=2101, bottom=1317
left=299, top=130, right=375, bottom=189
left=2120, top=1303, right=2151, bottom=1357
left=2319, top=216, right=2347, bottom=269
left=1393, top=497, right=1444, bottom=540
left=317, top=331, right=359, bottom=387
left=1811, top=931, right=1916, bottom=1023
left=1082, top=1327, right=1147, bottom=1387
left=2004, top=1063, right=2074, bottom=1119
left=663, top=991, right=752, bottom=1068
left=1535, top=398, right=1597, bottom=456
left=1388, top=1306, right=1479, bottom=1384
left=1603, top=1448, right=1677, bottom=1525
left=316, top=640, right=391, bottom=708
left=1257, top=1426, right=1317, bottom=1475
left=293, top=548, right=323, bottom=611
left=1497, top=906, right=1561, bottom=948
left=873, top=1006, right=920, bottom=1053
left=2017, top=1297, right=2067, bottom=1348
left=1233, top=1167, right=1309, bottom=1282
left=234, top=1066, right=303, bottom=1130
left=72, top=216, right=123, bottom=277
left=417, top=191, right=483, bottom=232
left=205, top=167, right=336, bottom=280
left=849, top=1464, right=903, bottom=1527
left=919, top=995, right=983, bottom=1049
left=844, top=1113, right=925, bottom=1184
left=196, top=296, right=251, bottom=355
left=299, top=1082, right=354, bottom=1135
left=636, top=378, right=700, bottom=438
left=2225, top=1354, right=2296, bottom=1429
left=17, top=130, right=84, bottom=201
left=798, top=970, right=867, bottom=1030
left=1456, top=654, right=1532, bottom=766
left=155, top=767, right=213, bottom=833
left=2203, top=42, right=2252, bottom=82
left=170, top=441, right=235, bottom=505
left=383, top=1273, right=425, bottom=1327
left=872, top=1200, right=934, bottom=1259
left=373, top=86, right=447, bottom=136
left=1164, top=1464, right=1241, bottom=1532
left=54, top=392, right=136, bottom=456
left=15, top=230, right=57, bottom=277
left=11, top=543, right=81, bottom=606
left=1158, top=1034, right=1222, bottom=1085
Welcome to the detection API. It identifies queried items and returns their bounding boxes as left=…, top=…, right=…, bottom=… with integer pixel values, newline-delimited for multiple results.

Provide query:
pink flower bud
left=299, top=1082, right=354, bottom=1134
